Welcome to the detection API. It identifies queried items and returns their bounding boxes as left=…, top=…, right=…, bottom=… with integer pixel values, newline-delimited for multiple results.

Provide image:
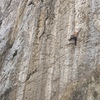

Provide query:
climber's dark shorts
left=69, top=35, right=77, bottom=45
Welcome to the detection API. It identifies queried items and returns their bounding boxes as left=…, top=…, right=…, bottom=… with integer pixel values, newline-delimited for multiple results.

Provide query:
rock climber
left=68, top=28, right=81, bottom=45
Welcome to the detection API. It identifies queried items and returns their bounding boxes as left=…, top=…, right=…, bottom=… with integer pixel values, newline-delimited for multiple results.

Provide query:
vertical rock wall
left=0, top=0, right=100, bottom=100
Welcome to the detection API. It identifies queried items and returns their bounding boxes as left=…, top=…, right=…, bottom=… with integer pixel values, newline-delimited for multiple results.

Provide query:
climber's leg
left=74, top=37, right=77, bottom=45
left=68, top=35, right=78, bottom=46
left=69, top=35, right=75, bottom=41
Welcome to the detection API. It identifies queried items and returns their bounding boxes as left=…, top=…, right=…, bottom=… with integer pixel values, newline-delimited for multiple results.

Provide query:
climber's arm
left=74, top=28, right=82, bottom=36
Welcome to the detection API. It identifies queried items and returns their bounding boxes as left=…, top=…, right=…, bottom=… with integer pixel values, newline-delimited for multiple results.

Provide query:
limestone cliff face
left=0, top=0, right=100, bottom=100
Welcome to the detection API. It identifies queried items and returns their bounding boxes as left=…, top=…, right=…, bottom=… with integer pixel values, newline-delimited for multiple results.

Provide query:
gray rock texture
left=0, top=0, right=100, bottom=100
